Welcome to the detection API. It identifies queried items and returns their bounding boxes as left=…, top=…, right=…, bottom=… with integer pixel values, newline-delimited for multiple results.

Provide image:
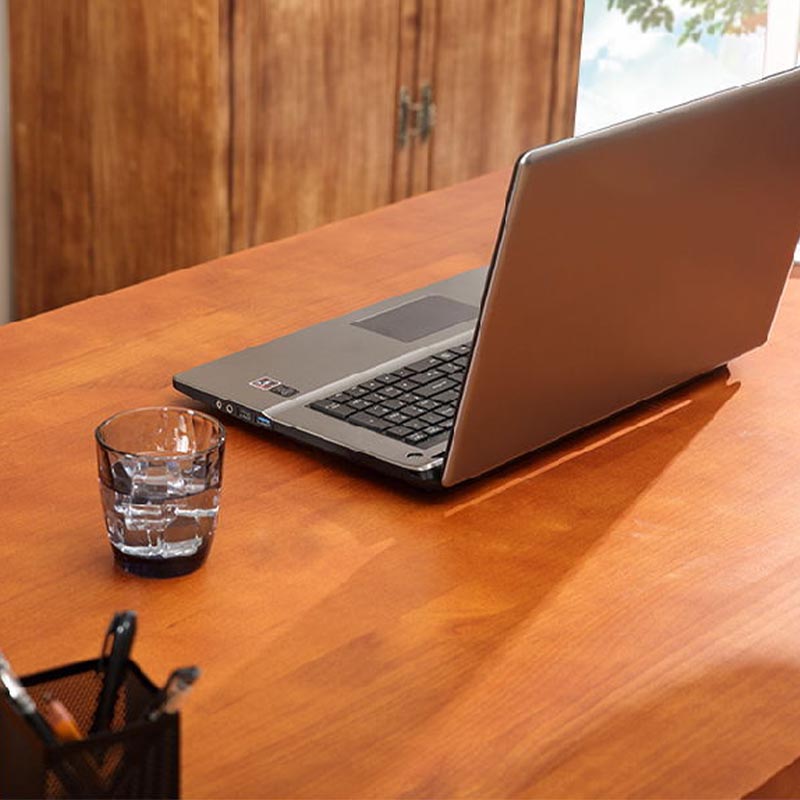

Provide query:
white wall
left=765, top=0, right=800, bottom=74
left=764, top=0, right=800, bottom=264
left=765, top=0, right=800, bottom=263
left=0, top=0, right=10, bottom=322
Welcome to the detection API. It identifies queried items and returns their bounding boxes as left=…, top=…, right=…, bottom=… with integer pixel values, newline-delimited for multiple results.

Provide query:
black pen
left=90, top=610, right=137, bottom=734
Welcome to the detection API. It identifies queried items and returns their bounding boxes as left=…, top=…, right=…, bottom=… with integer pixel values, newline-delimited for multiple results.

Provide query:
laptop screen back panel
left=443, top=69, right=800, bottom=487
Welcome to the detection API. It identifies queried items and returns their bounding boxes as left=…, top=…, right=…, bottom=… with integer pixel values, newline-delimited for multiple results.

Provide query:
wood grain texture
left=408, top=0, right=438, bottom=197
left=6, top=172, right=796, bottom=798
left=230, top=0, right=401, bottom=250
left=9, top=0, right=229, bottom=319
left=390, top=0, right=419, bottom=202
left=428, top=0, right=562, bottom=189
left=550, top=0, right=586, bottom=141
left=390, top=0, right=438, bottom=202
left=10, top=0, right=582, bottom=318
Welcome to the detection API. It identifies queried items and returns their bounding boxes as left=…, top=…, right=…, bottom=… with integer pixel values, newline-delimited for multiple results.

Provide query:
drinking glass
left=95, top=407, right=225, bottom=578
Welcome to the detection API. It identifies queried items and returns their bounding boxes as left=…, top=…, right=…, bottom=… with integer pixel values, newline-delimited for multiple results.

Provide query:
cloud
left=581, top=0, right=716, bottom=63
left=581, top=2, right=668, bottom=62
left=576, top=0, right=766, bottom=134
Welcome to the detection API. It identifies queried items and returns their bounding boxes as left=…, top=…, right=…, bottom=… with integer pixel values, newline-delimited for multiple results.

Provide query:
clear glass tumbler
left=95, top=407, right=225, bottom=578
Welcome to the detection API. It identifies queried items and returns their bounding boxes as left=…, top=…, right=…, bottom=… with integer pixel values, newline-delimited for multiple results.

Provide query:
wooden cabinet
left=230, top=0, right=402, bottom=250
left=427, top=0, right=568, bottom=190
left=9, top=0, right=584, bottom=318
left=9, top=0, right=229, bottom=317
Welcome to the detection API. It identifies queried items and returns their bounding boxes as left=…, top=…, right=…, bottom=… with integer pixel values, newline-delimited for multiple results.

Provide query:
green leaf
left=608, top=0, right=767, bottom=43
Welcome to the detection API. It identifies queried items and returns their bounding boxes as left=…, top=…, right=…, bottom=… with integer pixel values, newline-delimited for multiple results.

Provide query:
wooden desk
left=3, top=170, right=800, bottom=798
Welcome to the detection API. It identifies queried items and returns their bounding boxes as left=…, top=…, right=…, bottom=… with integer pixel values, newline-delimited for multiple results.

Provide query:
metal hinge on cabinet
left=397, top=84, right=436, bottom=148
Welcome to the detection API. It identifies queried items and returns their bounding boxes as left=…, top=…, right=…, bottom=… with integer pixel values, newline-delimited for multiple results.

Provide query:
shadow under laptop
left=199, top=370, right=740, bottom=797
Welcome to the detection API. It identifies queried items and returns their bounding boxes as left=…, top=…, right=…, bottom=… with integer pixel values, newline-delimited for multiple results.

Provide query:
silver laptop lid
left=443, top=68, right=800, bottom=486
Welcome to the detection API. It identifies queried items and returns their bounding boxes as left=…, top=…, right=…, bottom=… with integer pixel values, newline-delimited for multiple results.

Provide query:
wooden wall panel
left=427, top=0, right=581, bottom=190
left=390, top=0, right=437, bottom=202
left=391, top=0, right=419, bottom=203
left=9, top=0, right=583, bottom=317
left=408, top=0, right=438, bottom=198
left=9, top=0, right=228, bottom=318
left=9, top=1, right=93, bottom=317
left=550, top=0, right=586, bottom=142
left=230, top=0, right=402, bottom=250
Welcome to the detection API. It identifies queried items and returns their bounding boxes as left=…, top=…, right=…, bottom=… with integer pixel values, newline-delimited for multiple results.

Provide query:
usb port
left=255, top=415, right=272, bottom=429
left=236, top=408, right=254, bottom=423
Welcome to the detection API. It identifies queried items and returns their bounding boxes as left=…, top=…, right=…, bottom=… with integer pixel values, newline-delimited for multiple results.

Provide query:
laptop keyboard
left=307, top=343, right=472, bottom=448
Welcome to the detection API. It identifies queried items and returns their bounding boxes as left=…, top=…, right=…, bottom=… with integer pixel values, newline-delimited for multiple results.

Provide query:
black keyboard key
left=381, top=398, right=406, bottom=411
left=414, top=378, right=457, bottom=398
left=310, top=400, right=355, bottom=420
left=433, top=390, right=460, bottom=404
left=404, top=419, right=427, bottom=431
left=404, top=428, right=449, bottom=447
left=437, top=362, right=461, bottom=375
left=349, top=412, right=392, bottom=432
left=406, top=356, right=442, bottom=373
left=409, top=369, right=444, bottom=385
left=386, top=425, right=413, bottom=439
left=347, top=398, right=372, bottom=411
left=311, top=348, right=468, bottom=446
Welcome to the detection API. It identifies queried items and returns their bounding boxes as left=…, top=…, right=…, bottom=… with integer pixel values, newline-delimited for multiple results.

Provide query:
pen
left=107, top=665, right=200, bottom=797
left=90, top=610, right=137, bottom=734
left=0, top=650, right=59, bottom=746
left=146, top=665, right=201, bottom=721
left=0, top=651, right=101, bottom=795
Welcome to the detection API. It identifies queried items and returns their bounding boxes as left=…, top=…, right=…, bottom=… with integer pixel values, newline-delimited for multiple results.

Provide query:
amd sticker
left=249, top=376, right=281, bottom=391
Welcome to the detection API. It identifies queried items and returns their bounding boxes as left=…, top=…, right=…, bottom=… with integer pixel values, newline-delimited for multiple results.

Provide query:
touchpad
left=352, top=295, right=478, bottom=343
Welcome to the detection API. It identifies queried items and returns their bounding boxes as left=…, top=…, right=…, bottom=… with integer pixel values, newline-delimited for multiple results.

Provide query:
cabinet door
left=231, top=0, right=404, bottom=250
left=426, top=0, right=583, bottom=190
left=10, top=0, right=228, bottom=318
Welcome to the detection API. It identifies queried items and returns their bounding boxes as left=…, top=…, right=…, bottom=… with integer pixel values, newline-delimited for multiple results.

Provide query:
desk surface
left=3, top=170, right=800, bottom=798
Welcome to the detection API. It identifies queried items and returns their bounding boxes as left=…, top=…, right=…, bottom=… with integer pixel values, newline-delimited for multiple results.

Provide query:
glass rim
left=95, top=406, right=226, bottom=459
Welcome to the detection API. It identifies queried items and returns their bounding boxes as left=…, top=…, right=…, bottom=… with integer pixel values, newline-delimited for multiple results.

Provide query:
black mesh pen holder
left=0, top=659, right=179, bottom=799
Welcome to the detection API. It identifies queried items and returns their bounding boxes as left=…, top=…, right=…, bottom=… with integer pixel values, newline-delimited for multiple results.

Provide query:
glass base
left=112, top=542, right=211, bottom=578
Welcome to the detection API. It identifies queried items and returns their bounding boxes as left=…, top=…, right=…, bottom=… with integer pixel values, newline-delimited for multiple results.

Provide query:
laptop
left=174, top=67, right=800, bottom=489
